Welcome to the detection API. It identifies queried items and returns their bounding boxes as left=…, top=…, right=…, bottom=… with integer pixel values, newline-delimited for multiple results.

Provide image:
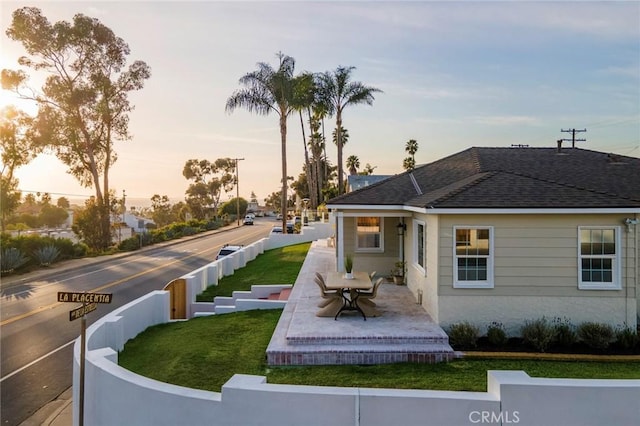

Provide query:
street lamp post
left=233, top=158, right=245, bottom=226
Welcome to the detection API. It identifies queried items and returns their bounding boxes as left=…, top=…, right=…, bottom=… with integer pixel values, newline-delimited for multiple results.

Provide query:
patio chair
left=358, top=277, right=383, bottom=305
left=314, top=275, right=340, bottom=308
left=357, top=278, right=384, bottom=317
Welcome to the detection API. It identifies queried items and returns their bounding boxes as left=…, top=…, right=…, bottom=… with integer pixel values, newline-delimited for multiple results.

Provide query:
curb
left=42, top=397, right=72, bottom=426
left=1, top=223, right=242, bottom=289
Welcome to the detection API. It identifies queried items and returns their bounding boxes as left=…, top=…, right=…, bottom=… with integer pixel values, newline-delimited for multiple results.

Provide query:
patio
left=266, top=239, right=456, bottom=365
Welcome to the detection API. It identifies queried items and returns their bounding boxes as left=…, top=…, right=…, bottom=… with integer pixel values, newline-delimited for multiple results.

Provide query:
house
left=327, top=145, right=640, bottom=334
left=346, top=174, right=392, bottom=192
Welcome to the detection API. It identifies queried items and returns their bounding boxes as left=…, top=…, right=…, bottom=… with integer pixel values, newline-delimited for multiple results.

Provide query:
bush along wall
left=447, top=318, right=639, bottom=355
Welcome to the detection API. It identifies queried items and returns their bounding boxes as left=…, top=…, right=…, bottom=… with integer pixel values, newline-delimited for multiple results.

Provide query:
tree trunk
left=280, top=113, right=288, bottom=232
left=336, top=109, right=344, bottom=195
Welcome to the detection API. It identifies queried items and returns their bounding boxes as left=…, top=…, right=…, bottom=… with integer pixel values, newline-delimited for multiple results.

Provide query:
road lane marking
left=0, top=229, right=268, bottom=326
left=0, top=340, right=75, bottom=383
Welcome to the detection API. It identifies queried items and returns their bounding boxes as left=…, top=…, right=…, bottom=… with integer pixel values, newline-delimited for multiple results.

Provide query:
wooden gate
left=163, top=278, right=186, bottom=319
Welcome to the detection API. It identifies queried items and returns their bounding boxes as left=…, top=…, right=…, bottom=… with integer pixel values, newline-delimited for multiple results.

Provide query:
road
left=0, top=219, right=273, bottom=426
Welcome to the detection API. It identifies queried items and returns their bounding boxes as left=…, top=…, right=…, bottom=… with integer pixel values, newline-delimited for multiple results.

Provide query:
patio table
left=325, top=271, right=373, bottom=320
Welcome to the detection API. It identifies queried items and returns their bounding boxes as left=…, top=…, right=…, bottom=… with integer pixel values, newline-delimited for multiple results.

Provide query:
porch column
left=337, top=212, right=344, bottom=272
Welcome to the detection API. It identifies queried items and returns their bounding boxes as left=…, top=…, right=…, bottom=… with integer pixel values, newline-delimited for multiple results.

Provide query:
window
left=356, top=217, right=383, bottom=252
left=578, top=227, right=621, bottom=290
left=453, top=227, right=493, bottom=288
left=413, top=220, right=426, bottom=272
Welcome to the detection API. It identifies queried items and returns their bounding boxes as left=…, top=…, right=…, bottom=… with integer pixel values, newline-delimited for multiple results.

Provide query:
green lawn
left=119, top=309, right=640, bottom=393
left=119, top=240, right=640, bottom=393
left=195, top=242, right=311, bottom=301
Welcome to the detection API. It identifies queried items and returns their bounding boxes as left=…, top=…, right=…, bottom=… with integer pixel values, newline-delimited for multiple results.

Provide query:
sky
left=1, top=1, right=639, bottom=208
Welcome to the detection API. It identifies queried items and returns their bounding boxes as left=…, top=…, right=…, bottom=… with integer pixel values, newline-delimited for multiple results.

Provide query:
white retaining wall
left=185, top=224, right=332, bottom=316
left=73, top=293, right=640, bottom=426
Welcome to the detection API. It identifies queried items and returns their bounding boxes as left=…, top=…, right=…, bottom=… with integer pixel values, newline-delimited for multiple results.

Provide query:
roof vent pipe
left=557, top=140, right=563, bottom=153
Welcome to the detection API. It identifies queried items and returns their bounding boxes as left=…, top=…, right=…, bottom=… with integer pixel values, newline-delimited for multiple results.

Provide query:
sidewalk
left=18, top=388, right=72, bottom=426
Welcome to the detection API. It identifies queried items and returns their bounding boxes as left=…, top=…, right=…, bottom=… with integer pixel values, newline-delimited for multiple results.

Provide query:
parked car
left=276, top=213, right=283, bottom=221
left=216, top=244, right=243, bottom=260
left=243, top=215, right=254, bottom=225
left=271, top=226, right=283, bottom=234
left=286, top=223, right=294, bottom=234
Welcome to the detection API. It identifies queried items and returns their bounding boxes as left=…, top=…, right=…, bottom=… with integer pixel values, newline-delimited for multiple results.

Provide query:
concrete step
left=286, top=334, right=449, bottom=346
left=267, top=343, right=455, bottom=366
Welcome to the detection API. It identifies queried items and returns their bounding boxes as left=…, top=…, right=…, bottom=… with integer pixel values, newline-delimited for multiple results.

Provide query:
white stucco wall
left=73, top=259, right=640, bottom=426
left=439, top=294, right=634, bottom=335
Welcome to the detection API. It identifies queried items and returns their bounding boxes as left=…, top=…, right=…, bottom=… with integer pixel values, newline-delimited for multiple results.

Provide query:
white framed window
left=578, top=227, right=621, bottom=290
left=355, top=216, right=383, bottom=252
left=413, top=219, right=426, bottom=274
left=453, top=226, right=494, bottom=288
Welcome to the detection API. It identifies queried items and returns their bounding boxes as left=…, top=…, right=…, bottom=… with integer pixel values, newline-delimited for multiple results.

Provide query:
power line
left=560, top=128, right=587, bottom=148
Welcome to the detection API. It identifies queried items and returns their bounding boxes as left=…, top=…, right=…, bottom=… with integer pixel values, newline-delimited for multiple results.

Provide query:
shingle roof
left=327, top=147, right=640, bottom=209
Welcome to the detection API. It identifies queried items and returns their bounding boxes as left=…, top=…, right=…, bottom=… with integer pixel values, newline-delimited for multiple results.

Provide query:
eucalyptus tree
left=182, top=158, right=236, bottom=220
left=2, top=7, right=151, bottom=250
left=0, top=105, right=36, bottom=231
left=226, top=52, right=298, bottom=231
left=403, top=139, right=419, bottom=171
left=317, top=66, right=382, bottom=194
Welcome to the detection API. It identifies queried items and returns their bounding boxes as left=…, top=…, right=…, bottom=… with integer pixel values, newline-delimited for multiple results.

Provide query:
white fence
left=73, top=295, right=640, bottom=426
left=73, top=223, right=640, bottom=425
left=186, top=222, right=333, bottom=316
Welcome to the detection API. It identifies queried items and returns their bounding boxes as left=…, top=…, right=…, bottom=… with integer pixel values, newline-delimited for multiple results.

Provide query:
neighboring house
left=346, top=175, right=392, bottom=192
left=123, top=212, right=155, bottom=232
left=327, top=146, right=640, bottom=334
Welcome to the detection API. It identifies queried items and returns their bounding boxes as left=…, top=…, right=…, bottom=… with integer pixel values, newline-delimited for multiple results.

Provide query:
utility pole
left=560, top=128, right=587, bottom=148
left=233, top=158, right=245, bottom=226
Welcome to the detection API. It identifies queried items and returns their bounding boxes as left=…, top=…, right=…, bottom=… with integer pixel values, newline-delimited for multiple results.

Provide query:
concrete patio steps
left=286, top=334, right=450, bottom=346
left=266, top=240, right=456, bottom=366
left=266, top=288, right=291, bottom=301
left=268, top=344, right=455, bottom=366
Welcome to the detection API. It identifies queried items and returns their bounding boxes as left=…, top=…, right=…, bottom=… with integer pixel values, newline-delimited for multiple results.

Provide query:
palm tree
left=346, top=155, right=360, bottom=175
left=226, top=52, right=297, bottom=231
left=403, top=157, right=416, bottom=171
left=403, top=139, right=419, bottom=171
left=317, top=66, right=382, bottom=194
left=332, top=126, right=349, bottom=147
left=291, top=72, right=316, bottom=206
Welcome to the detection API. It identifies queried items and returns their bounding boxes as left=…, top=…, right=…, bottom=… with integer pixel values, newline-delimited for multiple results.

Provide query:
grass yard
left=195, top=242, right=311, bottom=301
left=119, top=309, right=640, bottom=394
left=119, top=239, right=640, bottom=394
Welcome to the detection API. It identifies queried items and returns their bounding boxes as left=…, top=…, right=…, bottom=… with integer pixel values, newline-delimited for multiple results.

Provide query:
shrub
left=72, top=242, right=89, bottom=257
left=182, top=226, right=197, bottom=236
left=552, top=316, right=577, bottom=348
left=521, top=317, right=556, bottom=352
left=33, top=245, right=60, bottom=266
left=118, top=237, right=141, bottom=252
left=1, top=247, right=30, bottom=273
left=447, top=321, right=480, bottom=349
left=486, top=322, right=508, bottom=347
left=614, top=325, right=638, bottom=350
left=577, top=322, right=615, bottom=350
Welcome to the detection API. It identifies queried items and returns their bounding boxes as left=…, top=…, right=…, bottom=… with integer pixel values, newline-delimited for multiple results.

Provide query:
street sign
left=69, top=303, right=98, bottom=321
left=57, top=292, right=112, bottom=304
left=57, top=291, right=112, bottom=426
